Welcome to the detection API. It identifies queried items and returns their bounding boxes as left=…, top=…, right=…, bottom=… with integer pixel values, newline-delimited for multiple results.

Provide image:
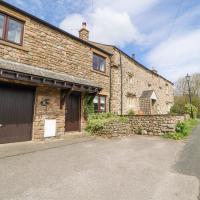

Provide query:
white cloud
left=60, top=13, right=85, bottom=34
left=146, top=29, right=200, bottom=81
left=58, top=0, right=200, bottom=81
left=59, top=0, right=158, bottom=46
left=90, top=7, right=142, bottom=46
left=59, top=7, right=142, bottom=46
left=92, top=0, right=160, bottom=16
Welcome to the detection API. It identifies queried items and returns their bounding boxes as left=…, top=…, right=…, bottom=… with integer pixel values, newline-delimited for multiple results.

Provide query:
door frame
left=65, top=91, right=81, bottom=132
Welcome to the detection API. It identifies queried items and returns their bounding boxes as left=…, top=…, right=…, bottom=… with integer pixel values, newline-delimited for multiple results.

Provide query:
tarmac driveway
left=0, top=135, right=199, bottom=200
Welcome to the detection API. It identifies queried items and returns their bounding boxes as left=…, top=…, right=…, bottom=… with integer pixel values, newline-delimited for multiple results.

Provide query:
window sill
left=0, top=40, right=29, bottom=52
left=91, top=69, right=109, bottom=77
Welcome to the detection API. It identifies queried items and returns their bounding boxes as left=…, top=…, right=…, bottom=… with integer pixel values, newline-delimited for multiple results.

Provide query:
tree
left=173, top=73, right=200, bottom=117
left=175, top=73, right=200, bottom=96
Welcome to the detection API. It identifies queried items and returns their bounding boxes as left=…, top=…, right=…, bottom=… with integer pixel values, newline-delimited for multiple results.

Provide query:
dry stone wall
left=128, top=115, right=189, bottom=136
left=96, top=115, right=190, bottom=137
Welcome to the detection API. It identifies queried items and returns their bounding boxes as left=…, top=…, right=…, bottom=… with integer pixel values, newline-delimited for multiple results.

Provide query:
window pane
left=0, top=14, right=4, bottom=38
left=93, top=53, right=105, bottom=71
left=93, top=54, right=98, bottom=70
left=100, top=96, right=106, bottom=112
left=99, top=57, right=105, bottom=71
left=93, top=96, right=98, bottom=104
left=7, top=18, right=23, bottom=44
left=93, top=96, right=99, bottom=112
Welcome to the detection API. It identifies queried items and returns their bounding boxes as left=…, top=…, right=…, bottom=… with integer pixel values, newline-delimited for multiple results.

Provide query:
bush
left=164, top=119, right=199, bottom=140
left=83, top=94, right=94, bottom=119
left=184, top=103, right=198, bottom=118
left=128, top=109, right=135, bottom=115
left=176, top=122, right=188, bottom=136
left=170, top=96, right=200, bottom=117
left=85, top=112, right=128, bottom=134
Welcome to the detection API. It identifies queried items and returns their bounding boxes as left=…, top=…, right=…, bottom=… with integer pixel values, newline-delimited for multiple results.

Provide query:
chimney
left=79, top=22, right=89, bottom=41
left=131, top=54, right=135, bottom=59
left=152, top=67, right=158, bottom=74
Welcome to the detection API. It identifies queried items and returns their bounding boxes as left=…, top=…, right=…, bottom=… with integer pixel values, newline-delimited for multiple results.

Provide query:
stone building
left=0, top=1, right=173, bottom=144
left=90, top=42, right=174, bottom=115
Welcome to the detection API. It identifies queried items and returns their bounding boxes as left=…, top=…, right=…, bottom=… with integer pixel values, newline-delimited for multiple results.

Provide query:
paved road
left=175, top=123, right=200, bottom=199
left=0, top=135, right=199, bottom=200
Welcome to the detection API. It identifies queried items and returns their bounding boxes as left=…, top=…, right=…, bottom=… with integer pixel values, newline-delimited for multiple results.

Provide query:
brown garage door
left=0, top=83, right=35, bottom=144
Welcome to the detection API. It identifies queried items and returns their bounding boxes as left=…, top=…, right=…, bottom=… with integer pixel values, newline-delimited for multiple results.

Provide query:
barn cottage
left=0, top=1, right=174, bottom=144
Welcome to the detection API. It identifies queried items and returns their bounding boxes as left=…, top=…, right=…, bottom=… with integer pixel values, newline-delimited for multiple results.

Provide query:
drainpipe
left=120, top=51, right=123, bottom=115
left=109, top=55, right=112, bottom=113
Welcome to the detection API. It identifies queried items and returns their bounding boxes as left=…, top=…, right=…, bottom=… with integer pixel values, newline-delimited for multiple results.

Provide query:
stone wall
left=32, top=87, right=66, bottom=140
left=95, top=115, right=189, bottom=137
left=128, top=115, right=189, bottom=136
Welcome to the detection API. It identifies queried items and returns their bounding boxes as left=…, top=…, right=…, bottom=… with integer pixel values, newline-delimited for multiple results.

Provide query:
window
left=93, top=95, right=106, bottom=112
left=93, top=53, right=106, bottom=72
left=128, top=97, right=137, bottom=110
left=128, top=75, right=134, bottom=85
left=0, top=13, right=24, bottom=45
left=0, top=14, right=4, bottom=38
left=166, top=84, right=169, bottom=95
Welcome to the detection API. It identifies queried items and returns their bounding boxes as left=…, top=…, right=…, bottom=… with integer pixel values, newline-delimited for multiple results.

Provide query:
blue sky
left=4, top=0, right=200, bottom=81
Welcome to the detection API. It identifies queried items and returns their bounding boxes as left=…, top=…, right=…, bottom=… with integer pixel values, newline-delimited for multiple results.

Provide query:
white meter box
left=44, top=119, right=56, bottom=138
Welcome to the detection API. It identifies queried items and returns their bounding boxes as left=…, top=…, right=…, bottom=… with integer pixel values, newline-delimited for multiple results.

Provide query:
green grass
left=163, top=119, right=200, bottom=140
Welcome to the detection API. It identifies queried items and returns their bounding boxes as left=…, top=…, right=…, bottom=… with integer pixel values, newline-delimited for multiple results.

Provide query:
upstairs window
left=0, top=14, right=4, bottom=39
left=93, top=53, right=106, bottom=72
left=0, top=13, right=24, bottom=45
left=93, top=95, right=106, bottom=112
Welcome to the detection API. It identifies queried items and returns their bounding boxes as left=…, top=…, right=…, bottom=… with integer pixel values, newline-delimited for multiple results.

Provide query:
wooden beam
left=60, top=88, right=73, bottom=109
left=0, top=68, right=102, bottom=94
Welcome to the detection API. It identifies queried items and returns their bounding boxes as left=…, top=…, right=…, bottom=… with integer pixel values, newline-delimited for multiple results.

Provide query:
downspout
left=109, top=55, right=112, bottom=112
left=120, top=51, right=123, bottom=115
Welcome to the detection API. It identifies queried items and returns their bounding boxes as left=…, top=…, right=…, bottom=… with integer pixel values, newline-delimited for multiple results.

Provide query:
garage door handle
left=0, top=124, right=4, bottom=128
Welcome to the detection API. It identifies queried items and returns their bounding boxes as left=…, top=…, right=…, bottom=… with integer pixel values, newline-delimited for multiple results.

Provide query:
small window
left=0, top=12, right=24, bottom=45
left=7, top=18, right=23, bottom=44
left=0, top=14, right=5, bottom=38
left=93, top=95, right=106, bottom=112
left=93, top=53, right=106, bottom=72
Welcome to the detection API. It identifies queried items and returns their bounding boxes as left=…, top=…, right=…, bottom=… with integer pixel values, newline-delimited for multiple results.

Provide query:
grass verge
left=163, top=119, right=199, bottom=140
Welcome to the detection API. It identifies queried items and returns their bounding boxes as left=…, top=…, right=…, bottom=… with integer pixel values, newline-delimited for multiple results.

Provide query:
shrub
left=184, top=103, right=198, bottom=118
left=83, top=94, right=94, bottom=119
left=164, top=119, right=199, bottom=140
left=85, top=112, right=128, bottom=134
left=128, top=109, right=135, bottom=115
left=176, top=122, right=188, bottom=136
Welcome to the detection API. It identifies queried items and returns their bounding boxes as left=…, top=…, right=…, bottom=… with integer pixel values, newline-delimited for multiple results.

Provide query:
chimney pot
left=79, top=22, right=89, bottom=41
left=152, top=67, right=158, bottom=74
left=132, top=54, right=135, bottom=59
left=82, top=22, right=87, bottom=28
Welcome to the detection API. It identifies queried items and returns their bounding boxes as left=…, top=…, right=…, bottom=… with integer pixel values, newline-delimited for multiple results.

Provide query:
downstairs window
left=93, top=95, right=106, bottom=112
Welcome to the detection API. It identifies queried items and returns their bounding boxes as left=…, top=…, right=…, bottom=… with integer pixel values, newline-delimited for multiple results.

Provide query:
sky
left=4, top=0, right=200, bottom=82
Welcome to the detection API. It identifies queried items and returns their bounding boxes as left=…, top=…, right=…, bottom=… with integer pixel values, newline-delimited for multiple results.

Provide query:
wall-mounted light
left=40, top=98, right=50, bottom=107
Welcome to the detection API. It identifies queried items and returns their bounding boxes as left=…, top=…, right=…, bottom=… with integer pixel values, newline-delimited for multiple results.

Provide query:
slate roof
left=140, top=90, right=155, bottom=98
left=0, top=59, right=101, bottom=88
